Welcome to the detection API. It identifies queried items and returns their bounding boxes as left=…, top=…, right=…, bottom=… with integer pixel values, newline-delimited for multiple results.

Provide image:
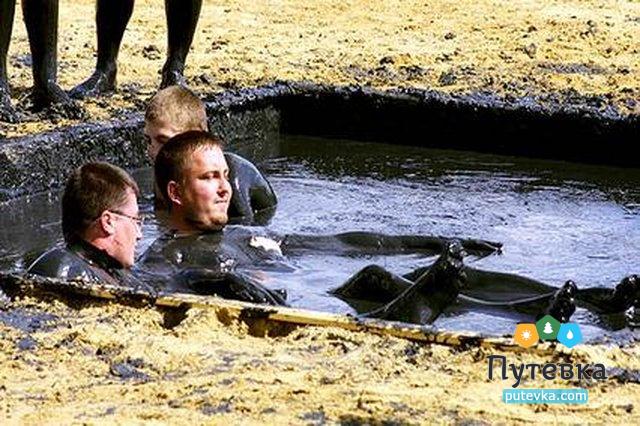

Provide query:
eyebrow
left=200, top=166, right=229, bottom=175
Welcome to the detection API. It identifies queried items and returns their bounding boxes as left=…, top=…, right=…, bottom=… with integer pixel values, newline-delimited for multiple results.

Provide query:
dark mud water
left=1, top=135, right=639, bottom=338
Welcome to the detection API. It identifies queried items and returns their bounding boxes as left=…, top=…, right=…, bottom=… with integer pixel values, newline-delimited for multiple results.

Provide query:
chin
left=197, top=214, right=228, bottom=231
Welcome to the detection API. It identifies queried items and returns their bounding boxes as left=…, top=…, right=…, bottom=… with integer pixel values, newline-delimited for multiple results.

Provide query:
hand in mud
left=460, top=238, right=503, bottom=257
left=69, top=68, right=117, bottom=99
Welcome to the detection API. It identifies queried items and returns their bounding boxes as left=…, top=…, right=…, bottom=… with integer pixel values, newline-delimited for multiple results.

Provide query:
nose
left=219, top=177, right=232, bottom=199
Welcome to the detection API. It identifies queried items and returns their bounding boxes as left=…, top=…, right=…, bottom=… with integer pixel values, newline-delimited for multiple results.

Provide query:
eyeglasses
left=108, top=210, right=145, bottom=227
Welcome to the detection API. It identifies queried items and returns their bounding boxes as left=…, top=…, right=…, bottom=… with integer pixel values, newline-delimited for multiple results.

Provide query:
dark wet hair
left=154, top=131, right=225, bottom=203
left=62, top=162, right=139, bottom=243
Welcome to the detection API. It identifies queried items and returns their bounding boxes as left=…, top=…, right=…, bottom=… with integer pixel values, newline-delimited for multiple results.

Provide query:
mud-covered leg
left=460, top=267, right=558, bottom=301
left=21, top=0, right=83, bottom=116
left=160, top=0, right=202, bottom=88
left=364, top=241, right=466, bottom=324
left=402, top=264, right=433, bottom=282
left=70, top=0, right=134, bottom=99
left=0, top=0, right=20, bottom=122
left=453, top=279, right=576, bottom=323
left=460, top=238, right=503, bottom=257
left=283, top=233, right=500, bottom=258
left=331, top=264, right=412, bottom=307
left=576, top=274, right=639, bottom=314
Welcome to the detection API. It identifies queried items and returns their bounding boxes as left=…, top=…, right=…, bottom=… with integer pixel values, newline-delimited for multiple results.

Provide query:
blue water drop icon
left=558, top=323, right=582, bottom=348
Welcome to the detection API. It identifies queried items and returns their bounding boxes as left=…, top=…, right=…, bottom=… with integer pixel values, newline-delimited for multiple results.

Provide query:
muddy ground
left=1, top=295, right=639, bottom=424
left=1, top=0, right=640, bottom=423
left=1, top=0, right=639, bottom=137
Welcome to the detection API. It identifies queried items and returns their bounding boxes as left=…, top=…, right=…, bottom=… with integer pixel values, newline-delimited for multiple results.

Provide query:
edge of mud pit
left=0, top=271, right=580, bottom=355
left=3, top=272, right=638, bottom=351
left=1, top=81, right=639, bottom=202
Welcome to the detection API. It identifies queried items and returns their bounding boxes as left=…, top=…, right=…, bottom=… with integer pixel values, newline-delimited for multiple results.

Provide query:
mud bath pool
left=2, top=134, right=639, bottom=339
left=1, top=0, right=640, bottom=421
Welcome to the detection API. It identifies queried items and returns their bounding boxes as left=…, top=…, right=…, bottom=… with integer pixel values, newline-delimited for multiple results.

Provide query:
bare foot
left=545, top=280, right=577, bottom=323
left=365, top=241, right=466, bottom=324
left=160, top=63, right=186, bottom=89
left=31, top=82, right=85, bottom=119
left=69, top=67, right=117, bottom=99
left=0, top=84, right=21, bottom=123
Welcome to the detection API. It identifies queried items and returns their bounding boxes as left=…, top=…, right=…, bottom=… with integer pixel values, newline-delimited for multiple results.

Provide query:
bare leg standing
left=160, top=0, right=202, bottom=88
left=70, top=0, right=135, bottom=98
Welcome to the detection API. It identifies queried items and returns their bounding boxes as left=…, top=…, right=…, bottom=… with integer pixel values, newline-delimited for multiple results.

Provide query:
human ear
left=98, top=211, right=117, bottom=236
left=167, top=181, right=182, bottom=206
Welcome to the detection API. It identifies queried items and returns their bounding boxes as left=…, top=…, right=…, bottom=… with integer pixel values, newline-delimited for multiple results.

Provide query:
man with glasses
left=28, top=162, right=147, bottom=289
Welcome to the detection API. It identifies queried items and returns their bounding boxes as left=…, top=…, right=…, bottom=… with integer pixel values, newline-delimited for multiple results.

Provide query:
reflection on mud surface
left=1, top=135, right=639, bottom=336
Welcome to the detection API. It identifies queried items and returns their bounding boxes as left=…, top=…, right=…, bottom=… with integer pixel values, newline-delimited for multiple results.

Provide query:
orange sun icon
left=514, top=323, right=539, bottom=348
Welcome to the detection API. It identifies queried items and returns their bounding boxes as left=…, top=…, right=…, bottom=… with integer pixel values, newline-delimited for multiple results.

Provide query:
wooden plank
left=0, top=272, right=559, bottom=355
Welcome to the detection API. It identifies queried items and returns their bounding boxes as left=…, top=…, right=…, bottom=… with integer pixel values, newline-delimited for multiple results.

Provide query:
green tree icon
left=536, top=315, right=560, bottom=341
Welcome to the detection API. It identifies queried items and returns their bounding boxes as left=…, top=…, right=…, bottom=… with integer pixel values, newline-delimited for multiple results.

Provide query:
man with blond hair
left=141, top=131, right=510, bottom=321
left=145, top=131, right=640, bottom=325
left=144, top=85, right=277, bottom=224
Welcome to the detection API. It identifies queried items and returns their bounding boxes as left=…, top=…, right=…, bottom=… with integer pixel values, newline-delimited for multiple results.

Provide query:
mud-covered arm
left=281, top=232, right=501, bottom=257
left=169, top=268, right=287, bottom=306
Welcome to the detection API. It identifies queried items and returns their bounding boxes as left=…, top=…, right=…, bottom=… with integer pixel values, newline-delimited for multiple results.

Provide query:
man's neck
left=70, top=238, right=125, bottom=270
left=168, top=211, right=225, bottom=235
left=169, top=211, right=198, bottom=234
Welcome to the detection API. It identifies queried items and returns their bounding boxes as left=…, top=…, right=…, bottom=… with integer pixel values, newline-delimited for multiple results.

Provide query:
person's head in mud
left=155, top=131, right=232, bottom=232
left=62, top=162, right=142, bottom=268
left=144, top=86, right=208, bottom=160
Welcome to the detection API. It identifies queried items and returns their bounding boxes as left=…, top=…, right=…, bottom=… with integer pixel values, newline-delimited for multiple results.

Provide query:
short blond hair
left=145, top=86, right=208, bottom=131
